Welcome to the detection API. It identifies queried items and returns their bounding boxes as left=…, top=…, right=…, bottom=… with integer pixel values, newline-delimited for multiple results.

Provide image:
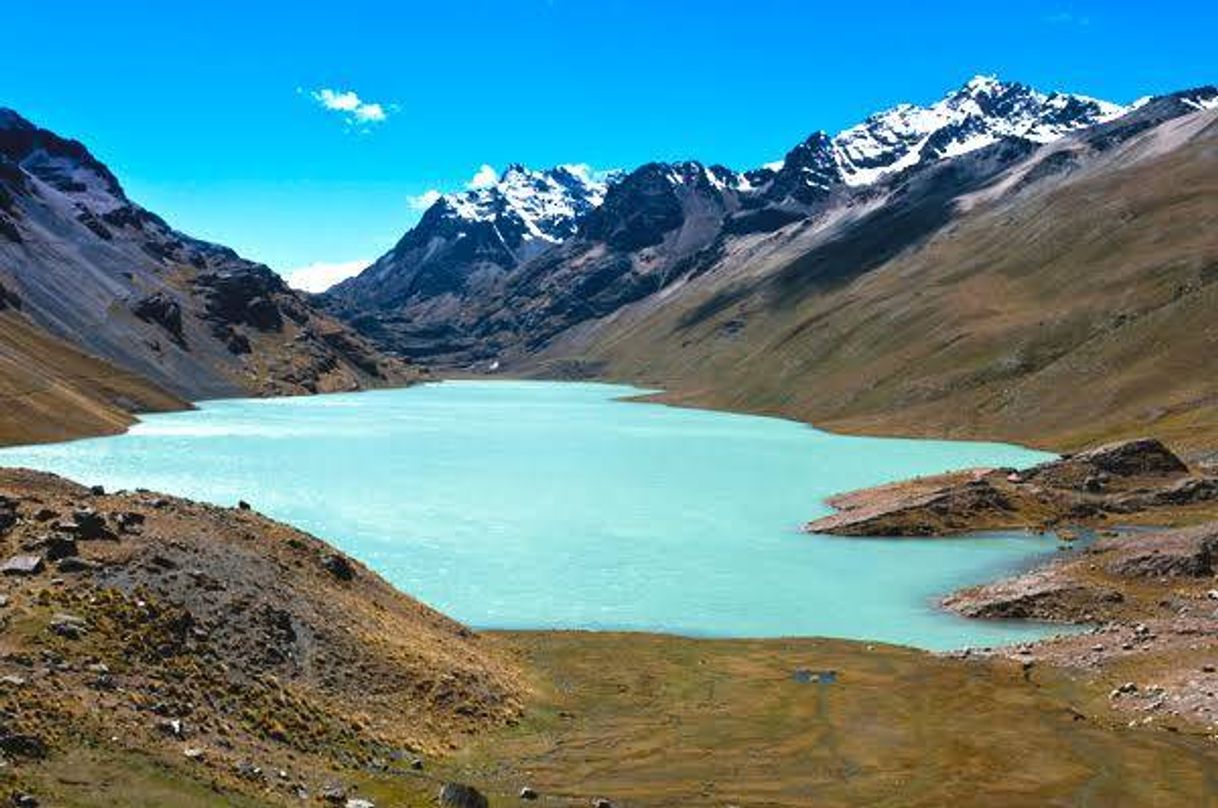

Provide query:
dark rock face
left=131, top=292, right=185, bottom=346
left=193, top=269, right=286, bottom=332
left=438, top=782, right=489, bottom=808
left=579, top=163, right=690, bottom=251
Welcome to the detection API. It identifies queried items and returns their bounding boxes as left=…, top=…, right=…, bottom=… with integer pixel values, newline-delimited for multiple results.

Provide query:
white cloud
left=282, top=258, right=371, bottom=294
left=310, top=88, right=391, bottom=126
left=467, top=164, right=499, bottom=189
left=407, top=189, right=442, bottom=211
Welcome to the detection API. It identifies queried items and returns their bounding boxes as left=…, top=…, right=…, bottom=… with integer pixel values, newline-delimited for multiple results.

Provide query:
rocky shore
left=0, top=468, right=522, bottom=806
left=808, top=437, right=1218, bottom=737
left=806, top=438, right=1218, bottom=537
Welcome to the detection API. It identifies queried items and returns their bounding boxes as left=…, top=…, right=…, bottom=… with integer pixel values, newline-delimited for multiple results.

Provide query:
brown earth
left=0, top=310, right=187, bottom=447
left=0, top=468, right=523, bottom=806
left=3, top=469, right=1218, bottom=806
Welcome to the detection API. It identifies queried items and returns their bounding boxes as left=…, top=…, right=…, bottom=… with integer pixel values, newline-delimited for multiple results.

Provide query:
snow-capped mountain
left=325, top=74, right=1183, bottom=365
left=827, top=75, right=1126, bottom=187
left=438, top=163, right=612, bottom=257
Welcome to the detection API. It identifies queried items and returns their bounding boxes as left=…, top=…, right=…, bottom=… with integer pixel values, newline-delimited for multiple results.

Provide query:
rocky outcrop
left=942, top=568, right=1125, bottom=621
left=1101, top=524, right=1218, bottom=578
left=807, top=438, right=1218, bottom=537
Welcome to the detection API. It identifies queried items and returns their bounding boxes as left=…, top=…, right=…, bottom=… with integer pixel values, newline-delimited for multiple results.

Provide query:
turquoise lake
left=0, top=381, right=1067, bottom=650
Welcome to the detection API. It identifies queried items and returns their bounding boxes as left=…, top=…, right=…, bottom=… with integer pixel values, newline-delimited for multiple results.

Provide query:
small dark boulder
left=321, top=553, right=355, bottom=581
left=0, top=732, right=48, bottom=759
left=438, top=783, right=489, bottom=808
left=44, top=536, right=78, bottom=561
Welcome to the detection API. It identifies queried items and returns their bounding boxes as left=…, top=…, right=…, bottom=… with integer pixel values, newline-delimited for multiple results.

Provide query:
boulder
left=0, top=732, right=47, bottom=759
left=1, top=554, right=43, bottom=576
left=438, top=783, right=489, bottom=808
left=321, top=553, right=355, bottom=581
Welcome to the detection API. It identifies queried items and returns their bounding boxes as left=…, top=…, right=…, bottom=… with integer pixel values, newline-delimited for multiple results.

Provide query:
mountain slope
left=0, top=108, right=414, bottom=404
left=323, top=164, right=609, bottom=360
left=534, top=93, right=1218, bottom=456
left=326, top=76, right=1133, bottom=367
left=0, top=307, right=185, bottom=445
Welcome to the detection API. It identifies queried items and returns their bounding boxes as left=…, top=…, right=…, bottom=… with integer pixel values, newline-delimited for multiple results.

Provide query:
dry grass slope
left=543, top=113, right=1218, bottom=458
left=0, top=311, right=186, bottom=446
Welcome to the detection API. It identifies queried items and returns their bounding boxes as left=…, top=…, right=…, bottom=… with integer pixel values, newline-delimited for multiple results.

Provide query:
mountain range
left=320, top=74, right=1218, bottom=454
left=2, top=74, right=1217, bottom=455
left=320, top=76, right=1147, bottom=363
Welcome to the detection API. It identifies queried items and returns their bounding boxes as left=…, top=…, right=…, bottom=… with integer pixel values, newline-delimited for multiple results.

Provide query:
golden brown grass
left=0, top=310, right=186, bottom=446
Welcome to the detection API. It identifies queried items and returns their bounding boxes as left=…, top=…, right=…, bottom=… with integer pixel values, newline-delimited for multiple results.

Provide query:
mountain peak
left=960, top=74, right=1004, bottom=94
left=830, top=75, right=1126, bottom=186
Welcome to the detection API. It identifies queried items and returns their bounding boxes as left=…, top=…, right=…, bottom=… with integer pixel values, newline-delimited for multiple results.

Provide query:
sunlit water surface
left=0, top=381, right=1069, bottom=650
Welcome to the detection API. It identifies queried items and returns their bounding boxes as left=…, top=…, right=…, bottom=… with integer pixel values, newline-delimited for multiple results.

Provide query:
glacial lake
left=0, top=381, right=1067, bottom=651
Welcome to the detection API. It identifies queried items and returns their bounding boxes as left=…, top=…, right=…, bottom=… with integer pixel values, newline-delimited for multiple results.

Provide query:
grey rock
left=438, top=782, right=489, bottom=808
left=321, top=553, right=355, bottom=581
left=1, top=554, right=43, bottom=576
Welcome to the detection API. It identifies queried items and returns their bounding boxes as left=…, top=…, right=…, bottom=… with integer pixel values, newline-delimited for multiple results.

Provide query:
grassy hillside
left=0, top=310, right=186, bottom=446
left=539, top=111, right=1218, bottom=458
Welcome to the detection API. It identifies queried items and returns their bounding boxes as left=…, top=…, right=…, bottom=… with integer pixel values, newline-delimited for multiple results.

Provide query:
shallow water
left=0, top=381, right=1067, bottom=650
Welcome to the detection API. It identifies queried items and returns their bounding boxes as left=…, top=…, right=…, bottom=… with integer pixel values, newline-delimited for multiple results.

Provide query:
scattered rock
left=114, top=511, right=144, bottom=533
left=44, top=536, right=78, bottom=561
left=9, top=793, right=39, bottom=808
left=346, top=800, right=376, bottom=808
left=61, top=508, right=114, bottom=541
left=519, top=786, right=539, bottom=800
left=0, top=733, right=47, bottom=759
left=1, top=555, right=43, bottom=576
left=49, top=613, right=88, bottom=639
left=320, top=783, right=348, bottom=804
left=592, top=799, right=614, bottom=808
left=183, top=746, right=206, bottom=761
left=438, top=782, right=489, bottom=808
left=56, top=556, right=96, bottom=574
left=233, top=761, right=263, bottom=781
left=321, top=553, right=355, bottom=581
left=88, top=485, right=105, bottom=496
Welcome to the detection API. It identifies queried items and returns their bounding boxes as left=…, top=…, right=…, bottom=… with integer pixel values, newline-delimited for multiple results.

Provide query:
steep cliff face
left=0, top=108, right=416, bottom=404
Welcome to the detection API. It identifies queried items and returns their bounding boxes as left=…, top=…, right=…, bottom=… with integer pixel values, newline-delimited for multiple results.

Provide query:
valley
left=3, top=68, right=1218, bottom=807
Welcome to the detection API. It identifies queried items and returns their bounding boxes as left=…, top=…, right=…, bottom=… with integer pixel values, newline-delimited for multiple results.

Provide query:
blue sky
left=2, top=1, right=1214, bottom=284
